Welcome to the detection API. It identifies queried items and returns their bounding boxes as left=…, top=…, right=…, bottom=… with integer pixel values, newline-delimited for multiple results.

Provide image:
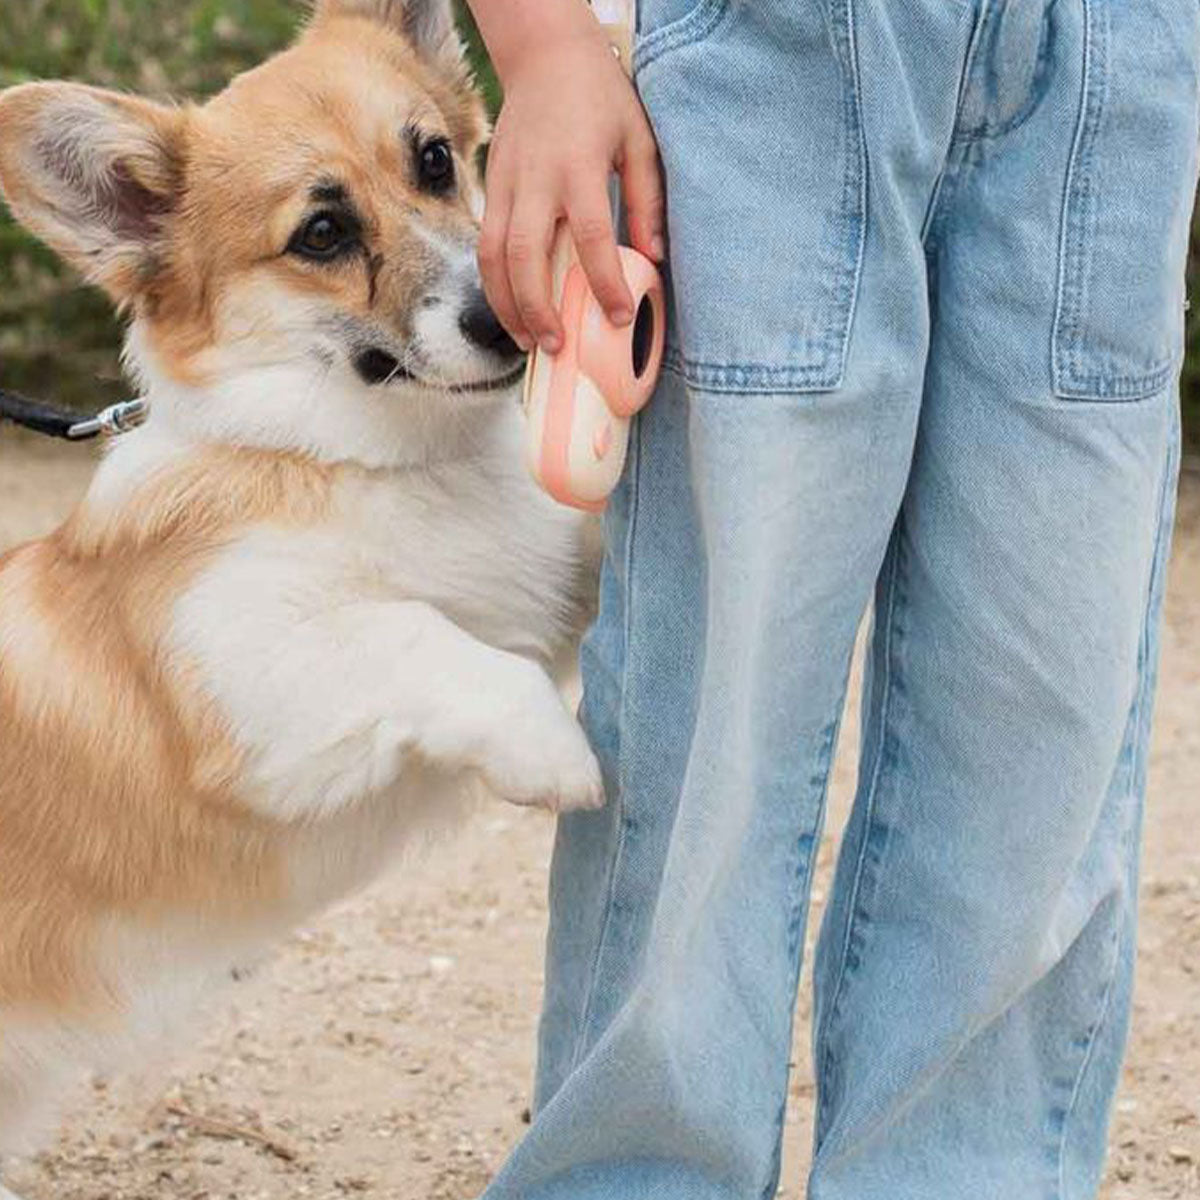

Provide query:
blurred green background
left=0, top=0, right=1196, bottom=448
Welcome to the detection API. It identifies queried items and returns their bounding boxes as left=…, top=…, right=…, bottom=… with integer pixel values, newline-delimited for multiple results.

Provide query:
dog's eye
left=289, top=211, right=356, bottom=260
left=417, top=139, right=455, bottom=194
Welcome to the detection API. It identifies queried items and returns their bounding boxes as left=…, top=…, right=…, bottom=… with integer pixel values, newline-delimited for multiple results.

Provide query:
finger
left=620, top=125, right=666, bottom=263
left=566, top=180, right=634, bottom=326
left=478, top=170, right=532, bottom=351
left=507, top=194, right=563, bottom=353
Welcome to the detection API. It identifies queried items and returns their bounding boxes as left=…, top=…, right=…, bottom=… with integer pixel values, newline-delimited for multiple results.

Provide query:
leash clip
left=66, top=399, right=149, bottom=440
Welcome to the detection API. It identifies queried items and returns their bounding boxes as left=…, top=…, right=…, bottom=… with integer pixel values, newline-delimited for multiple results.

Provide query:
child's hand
left=475, top=11, right=664, bottom=354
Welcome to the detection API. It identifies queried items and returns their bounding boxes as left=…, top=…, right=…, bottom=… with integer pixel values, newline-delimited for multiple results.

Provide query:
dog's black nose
left=459, top=288, right=520, bottom=358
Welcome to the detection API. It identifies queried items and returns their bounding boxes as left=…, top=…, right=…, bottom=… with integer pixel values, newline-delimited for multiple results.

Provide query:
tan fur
left=0, top=449, right=333, bottom=1015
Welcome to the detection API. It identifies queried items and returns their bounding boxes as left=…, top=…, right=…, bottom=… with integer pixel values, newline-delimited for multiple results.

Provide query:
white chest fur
left=326, top=446, right=584, bottom=661
left=108, top=397, right=594, bottom=824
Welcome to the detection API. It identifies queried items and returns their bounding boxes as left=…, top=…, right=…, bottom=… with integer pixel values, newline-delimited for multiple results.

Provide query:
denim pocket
left=633, top=0, right=867, bottom=394
left=634, top=0, right=730, bottom=59
left=1051, top=0, right=1200, bottom=401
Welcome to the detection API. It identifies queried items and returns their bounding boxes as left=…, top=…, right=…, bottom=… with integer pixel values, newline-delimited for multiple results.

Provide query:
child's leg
left=483, top=0, right=1198, bottom=1196
left=810, top=0, right=1198, bottom=1195
left=484, top=5, right=974, bottom=1194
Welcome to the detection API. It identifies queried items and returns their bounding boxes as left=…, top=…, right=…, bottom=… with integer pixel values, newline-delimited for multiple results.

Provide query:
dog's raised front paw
left=479, top=682, right=606, bottom=814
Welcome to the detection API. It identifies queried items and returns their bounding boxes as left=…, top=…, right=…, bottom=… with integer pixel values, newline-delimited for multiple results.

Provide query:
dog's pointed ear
left=0, top=82, right=184, bottom=304
left=313, top=0, right=464, bottom=72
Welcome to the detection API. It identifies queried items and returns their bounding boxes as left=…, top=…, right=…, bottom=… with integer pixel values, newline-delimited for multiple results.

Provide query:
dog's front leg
left=175, top=594, right=604, bottom=822
left=401, top=605, right=607, bottom=814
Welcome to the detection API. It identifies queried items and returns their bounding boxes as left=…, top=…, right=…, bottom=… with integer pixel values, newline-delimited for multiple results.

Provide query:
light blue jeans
left=485, top=0, right=1200, bottom=1196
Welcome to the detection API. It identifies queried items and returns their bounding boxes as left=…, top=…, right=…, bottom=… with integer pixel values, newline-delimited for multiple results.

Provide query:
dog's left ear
left=313, top=0, right=463, bottom=72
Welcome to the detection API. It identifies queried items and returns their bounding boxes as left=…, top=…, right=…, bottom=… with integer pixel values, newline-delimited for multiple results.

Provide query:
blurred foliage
left=0, top=0, right=302, bottom=410
left=455, top=1, right=500, bottom=118
left=0, top=1, right=1196, bottom=447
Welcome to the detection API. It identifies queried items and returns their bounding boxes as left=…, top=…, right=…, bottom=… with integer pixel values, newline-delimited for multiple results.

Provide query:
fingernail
left=612, top=307, right=633, bottom=325
left=541, top=333, right=562, bottom=354
left=650, top=234, right=665, bottom=260
left=514, top=332, right=532, bottom=352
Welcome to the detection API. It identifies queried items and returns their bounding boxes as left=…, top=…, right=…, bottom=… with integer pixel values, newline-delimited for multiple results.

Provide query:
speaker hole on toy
left=631, top=295, right=654, bottom=378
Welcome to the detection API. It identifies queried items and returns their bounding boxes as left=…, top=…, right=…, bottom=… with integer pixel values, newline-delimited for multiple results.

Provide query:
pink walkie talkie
left=522, top=231, right=665, bottom=512
left=521, top=0, right=666, bottom=512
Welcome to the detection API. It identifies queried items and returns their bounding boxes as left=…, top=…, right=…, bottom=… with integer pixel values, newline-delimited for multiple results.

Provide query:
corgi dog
left=0, top=0, right=604, bottom=1179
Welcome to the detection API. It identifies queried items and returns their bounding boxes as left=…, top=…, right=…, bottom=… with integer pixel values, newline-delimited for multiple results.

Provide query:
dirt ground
left=0, top=431, right=1196, bottom=1200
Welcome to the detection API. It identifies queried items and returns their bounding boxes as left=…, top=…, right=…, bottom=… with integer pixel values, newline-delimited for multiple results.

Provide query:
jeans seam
left=1054, top=420, right=1178, bottom=1198
left=830, top=0, right=869, bottom=391
left=661, top=351, right=856, bottom=394
left=814, top=519, right=907, bottom=1143
left=760, top=714, right=846, bottom=1200
left=632, top=0, right=732, bottom=76
left=1051, top=0, right=1097, bottom=393
left=567, top=411, right=645, bottom=1076
left=921, top=0, right=990, bottom=247
left=1048, top=0, right=1174, bottom=402
left=952, top=0, right=1056, bottom=145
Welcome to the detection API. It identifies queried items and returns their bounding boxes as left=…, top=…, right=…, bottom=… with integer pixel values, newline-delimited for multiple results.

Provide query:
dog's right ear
left=312, top=0, right=463, bottom=75
left=0, top=83, right=185, bottom=305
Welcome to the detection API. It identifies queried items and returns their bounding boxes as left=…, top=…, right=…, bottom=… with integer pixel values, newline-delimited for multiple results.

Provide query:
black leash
left=0, top=386, right=147, bottom=441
